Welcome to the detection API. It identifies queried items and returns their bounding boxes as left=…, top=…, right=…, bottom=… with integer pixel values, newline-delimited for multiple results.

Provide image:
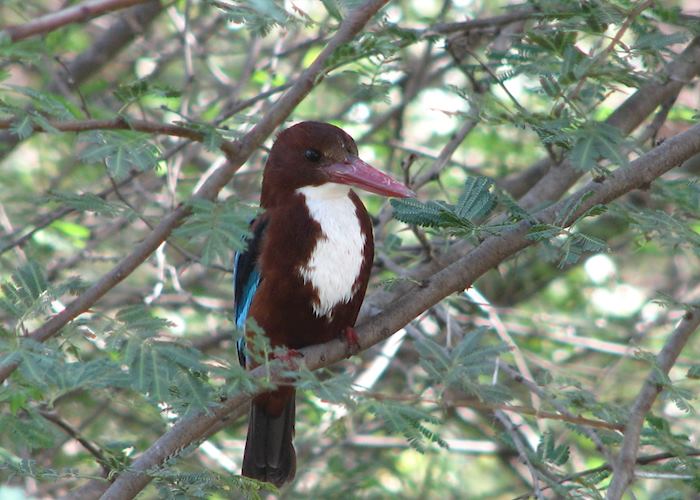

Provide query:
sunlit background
left=1, top=0, right=700, bottom=498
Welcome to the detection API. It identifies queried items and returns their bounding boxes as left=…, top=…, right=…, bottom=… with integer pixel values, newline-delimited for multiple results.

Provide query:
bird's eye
left=304, top=149, right=321, bottom=162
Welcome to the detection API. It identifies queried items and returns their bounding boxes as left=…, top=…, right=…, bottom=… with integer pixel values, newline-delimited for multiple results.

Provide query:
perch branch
left=93, top=118, right=700, bottom=499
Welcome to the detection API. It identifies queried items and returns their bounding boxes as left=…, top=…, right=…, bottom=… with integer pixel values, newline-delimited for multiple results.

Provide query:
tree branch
left=606, top=309, right=700, bottom=500
left=38, top=407, right=111, bottom=475
left=424, top=8, right=538, bottom=35
left=358, top=389, right=623, bottom=431
left=0, top=116, right=239, bottom=157
left=88, top=117, right=700, bottom=500
left=1, top=0, right=152, bottom=42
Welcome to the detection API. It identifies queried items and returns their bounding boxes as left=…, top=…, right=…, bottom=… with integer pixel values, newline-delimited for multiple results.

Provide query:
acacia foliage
left=1, top=0, right=700, bottom=498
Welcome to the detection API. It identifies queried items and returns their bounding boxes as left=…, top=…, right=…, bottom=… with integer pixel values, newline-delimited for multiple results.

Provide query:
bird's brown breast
left=249, top=190, right=373, bottom=349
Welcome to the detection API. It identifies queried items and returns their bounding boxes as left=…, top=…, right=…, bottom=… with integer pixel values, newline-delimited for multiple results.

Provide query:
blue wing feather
left=233, top=217, right=267, bottom=368
left=233, top=253, right=261, bottom=330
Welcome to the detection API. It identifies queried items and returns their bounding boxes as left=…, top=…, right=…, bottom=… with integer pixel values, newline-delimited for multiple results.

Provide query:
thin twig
left=356, top=389, right=623, bottom=431
left=467, top=287, right=541, bottom=413
left=497, top=360, right=614, bottom=461
left=38, top=408, right=111, bottom=475
left=424, top=8, right=538, bottom=35
left=0, top=117, right=239, bottom=158
left=494, top=410, right=544, bottom=499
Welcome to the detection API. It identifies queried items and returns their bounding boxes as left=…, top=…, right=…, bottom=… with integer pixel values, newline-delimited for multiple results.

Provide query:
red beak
left=325, top=156, right=415, bottom=198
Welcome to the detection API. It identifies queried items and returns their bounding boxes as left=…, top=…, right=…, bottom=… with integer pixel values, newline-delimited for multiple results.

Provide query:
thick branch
left=606, top=310, right=700, bottom=499
left=518, top=35, right=700, bottom=209
left=95, top=119, right=700, bottom=500
left=56, top=0, right=162, bottom=87
left=0, top=0, right=390, bottom=385
left=1, top=0, right=151, bottom=42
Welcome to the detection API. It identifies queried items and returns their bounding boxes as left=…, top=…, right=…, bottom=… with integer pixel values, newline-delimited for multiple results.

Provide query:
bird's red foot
left=344, top=326, right=361, bottom=357
left=274, top=348, right=304, bottom=370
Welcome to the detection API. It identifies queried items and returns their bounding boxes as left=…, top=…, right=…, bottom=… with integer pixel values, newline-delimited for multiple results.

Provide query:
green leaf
left=10, top=114, right=33, bottom=139
left=367, top=400, right=446, bottom=453
left=16, top=343, right=59, bottom=389
left=558, top=232, right=607, bottom=268
left=4, top=85, right=77, bottom=120
left=52, top=358, right=131, bottom=395
left=174, top=197, right=257, bottom=265
left=46, top=191, right=127, bottom=217
left=124, top=339, right=174, bottom=402
left=536, top=431, right=570, bottom=466
left=415, top=328, right=510, bottom=402
left=116, top=305, right=172, bottom=336
left=526, top=223, right=561, bottom=241
left=80, top=131, right=161, bottom=180
left=114, top=78, right=181, bottom=104
left=569, top=132, right=598, bottom=171
left=392, top=176, right=496, bottom=234
left=569, top=123, right=628, bottom=171
left=633, top=32, right=689, bottom=52
left=494, top=188, right=534, bottom=222
left=295, top=367, right=354, bottom=406
left=173, top=120, right=225, bottom=152
left=218, top=0, right=290, bottom=35
left=0, top=260, right=49, bottom=319
left=121, top=333, right=211, bottom=409
left=0, top=411, right=56, bottom=450
left=152, top=468, right=277, bottom=499
left=171, top=370, right=212, bottom=413
left=391, top=198, right=446, bottom=227
left=455, top=176, right=495, bottom=220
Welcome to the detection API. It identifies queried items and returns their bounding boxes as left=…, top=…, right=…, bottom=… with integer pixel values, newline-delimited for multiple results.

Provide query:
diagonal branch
left=606, top=309, right=700, bottom=500
left=38, top=407, right=112, bottom=476
left=0, top=0, right=391, bottom=385
left=93, top=117, right=700, bottom=500
left=1, top=0, right=151, bottom=42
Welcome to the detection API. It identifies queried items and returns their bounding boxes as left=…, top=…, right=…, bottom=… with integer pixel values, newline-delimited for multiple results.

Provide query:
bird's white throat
left=296, top=184, right=366, bottom=318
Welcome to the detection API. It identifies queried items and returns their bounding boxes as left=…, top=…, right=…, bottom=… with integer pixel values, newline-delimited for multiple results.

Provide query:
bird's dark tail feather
left=242, top=389, right=296, bottom=487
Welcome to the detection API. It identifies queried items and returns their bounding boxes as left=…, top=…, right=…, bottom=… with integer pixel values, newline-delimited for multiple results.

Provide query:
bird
left=233, top=121, right=414, bottom=486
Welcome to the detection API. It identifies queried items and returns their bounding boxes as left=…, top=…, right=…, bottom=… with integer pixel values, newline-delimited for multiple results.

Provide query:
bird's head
left=261, top=121, right=414, bottom=206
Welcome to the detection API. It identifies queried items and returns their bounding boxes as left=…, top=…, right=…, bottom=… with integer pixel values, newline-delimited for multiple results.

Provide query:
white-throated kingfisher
left=233, top=121, right=414, bottom=486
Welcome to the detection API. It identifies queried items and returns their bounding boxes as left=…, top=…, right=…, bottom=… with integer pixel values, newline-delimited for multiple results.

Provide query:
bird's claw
left=275, top=348, right=304, bottom=370
left=344, top=326, right=361, bottom=357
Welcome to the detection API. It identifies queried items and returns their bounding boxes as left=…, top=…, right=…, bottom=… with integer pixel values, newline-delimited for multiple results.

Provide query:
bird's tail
left=242, top=387, right=296, bottom=487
